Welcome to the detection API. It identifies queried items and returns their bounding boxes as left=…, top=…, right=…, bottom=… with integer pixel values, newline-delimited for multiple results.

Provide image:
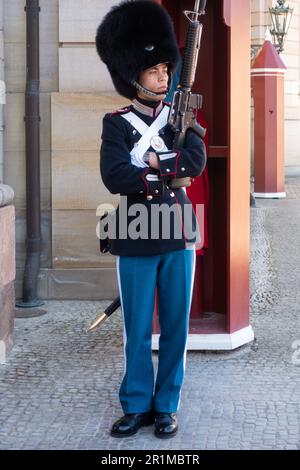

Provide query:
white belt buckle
left=150, top=135, right=165, bottom=152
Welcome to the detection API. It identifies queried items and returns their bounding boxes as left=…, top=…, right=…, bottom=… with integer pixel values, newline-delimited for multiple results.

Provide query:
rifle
left=169, top=0, right=207, bottom=188
left=86, top=0, right=207, bottom=333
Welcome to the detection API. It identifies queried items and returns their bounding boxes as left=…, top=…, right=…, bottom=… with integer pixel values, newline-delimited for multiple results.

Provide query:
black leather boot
left=154, top=412, right=178, bottom=439
left=110, top=411, right=155, bottom=438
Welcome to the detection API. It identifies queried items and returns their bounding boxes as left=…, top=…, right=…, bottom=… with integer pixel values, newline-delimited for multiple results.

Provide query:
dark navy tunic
left=100, top=100, right=207, bottom=256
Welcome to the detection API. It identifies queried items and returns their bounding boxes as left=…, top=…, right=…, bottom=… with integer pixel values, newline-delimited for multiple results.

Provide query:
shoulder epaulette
left=110, top=106, right=131, bottom=117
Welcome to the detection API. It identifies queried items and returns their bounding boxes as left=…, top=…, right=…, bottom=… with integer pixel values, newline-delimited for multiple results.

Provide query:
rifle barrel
left=199, top=0, right=207, bottom=14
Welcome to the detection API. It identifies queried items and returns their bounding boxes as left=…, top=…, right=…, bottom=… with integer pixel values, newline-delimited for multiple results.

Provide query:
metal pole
left=16, top=0, right=43, bottom=308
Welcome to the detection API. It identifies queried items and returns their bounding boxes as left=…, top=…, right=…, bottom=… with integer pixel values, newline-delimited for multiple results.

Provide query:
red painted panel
left=252, top=40, right=286, bottom=70
left=252, top=41, right=286, bottom=195
left=226, top=0, right=251, bottom=333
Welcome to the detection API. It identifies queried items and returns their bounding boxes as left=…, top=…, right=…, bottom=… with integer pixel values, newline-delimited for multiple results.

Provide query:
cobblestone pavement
left=1, top=177, right=300, bottom=450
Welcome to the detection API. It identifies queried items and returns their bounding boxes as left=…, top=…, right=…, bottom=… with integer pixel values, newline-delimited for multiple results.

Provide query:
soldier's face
left=138, top=63, right=169, bottom=101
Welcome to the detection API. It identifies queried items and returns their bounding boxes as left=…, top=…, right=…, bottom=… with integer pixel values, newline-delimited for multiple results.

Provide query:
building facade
left=251, top=0, right=300, bottom=173
left=1, top=0, right=300, bottom=299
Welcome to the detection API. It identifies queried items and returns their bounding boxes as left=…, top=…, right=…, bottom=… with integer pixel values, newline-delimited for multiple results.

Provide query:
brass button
left=166, top=168, right=171, bottom=173
left=170, top=192, right=175, bottom=197
left=147, top=195, right=153, bottom=201
left=181, top=167, right=186, bottom=172
left=155, top=190, right=159, bottom=194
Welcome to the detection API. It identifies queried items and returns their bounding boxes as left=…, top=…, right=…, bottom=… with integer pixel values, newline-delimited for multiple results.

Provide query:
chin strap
left=132, top=80, right=166, bottom=97
left=132, top=72, right=173, bottom=98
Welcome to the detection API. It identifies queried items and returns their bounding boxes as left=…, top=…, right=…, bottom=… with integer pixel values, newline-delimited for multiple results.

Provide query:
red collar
left=132, top=99, right=164, bottom=118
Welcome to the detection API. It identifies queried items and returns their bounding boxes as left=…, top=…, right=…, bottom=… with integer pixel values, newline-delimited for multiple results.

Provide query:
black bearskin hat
left=95, top=0, right=180, bottom=99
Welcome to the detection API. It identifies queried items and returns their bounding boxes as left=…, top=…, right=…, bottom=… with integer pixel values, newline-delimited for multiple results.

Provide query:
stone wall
left=47, top=0, right=123, bottom=298
left=4, top=0, right=59, bottom=298
left=251, top=0, right=300, bottom=174
left=52, top=1, right=123, bottom=271
left=283, top=0, right=300, bottom=173
left=0, top=184, right=15, bottom=364
left=0, top=0, right=5, bottom=183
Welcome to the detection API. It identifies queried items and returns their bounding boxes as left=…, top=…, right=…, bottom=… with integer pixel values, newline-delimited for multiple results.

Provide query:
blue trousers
left=116, top=248, right=195, bottom=414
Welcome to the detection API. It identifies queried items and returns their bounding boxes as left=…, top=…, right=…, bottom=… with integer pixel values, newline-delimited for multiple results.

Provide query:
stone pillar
left=0, top=184, right=15, bottom=364
left=251, top=39, right=287, bottom=198
left=0, top=0, right=5, bottom=183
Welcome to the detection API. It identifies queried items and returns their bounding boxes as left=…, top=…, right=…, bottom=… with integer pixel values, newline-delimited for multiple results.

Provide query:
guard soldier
left=96, top=0, right=206, bottom=438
